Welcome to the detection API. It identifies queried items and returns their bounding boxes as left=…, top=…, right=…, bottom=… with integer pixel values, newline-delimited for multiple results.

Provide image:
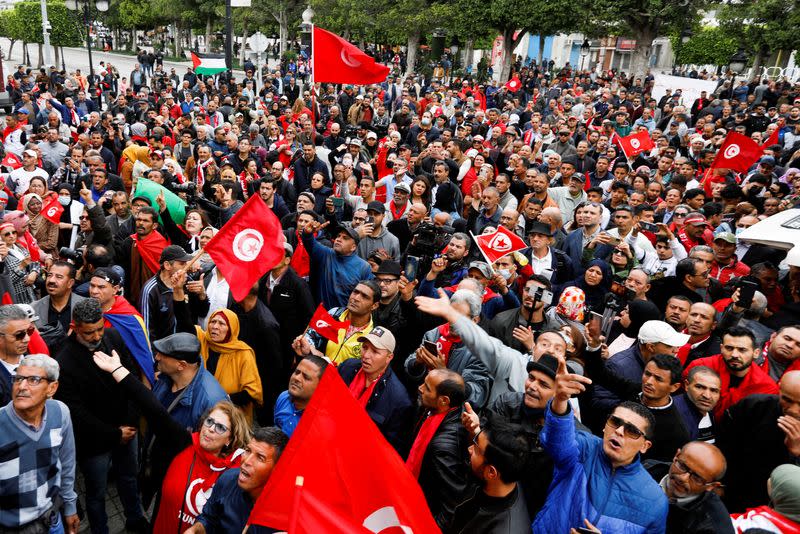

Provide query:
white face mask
left=497, top=268, right=512, bottom=280
left=58, top=196, right=71, bottom=206
left=735, top=227, right=745, bottom=236
left=421, top=118, right=432, bottom=127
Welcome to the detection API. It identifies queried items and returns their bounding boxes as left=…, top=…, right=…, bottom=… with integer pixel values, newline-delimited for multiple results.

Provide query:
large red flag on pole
left=709, top=131, right=764, bottom=173
left=312, top=26, right=390, bottom=84
left=618, top=130, right=655, bottom=159
left=247, top=368, right=439, bottom=533
left=203, top=195, right=285, bottom=301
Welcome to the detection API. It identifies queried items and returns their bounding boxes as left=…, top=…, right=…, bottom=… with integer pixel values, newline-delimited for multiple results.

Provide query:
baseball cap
left=684, top=213, right=709, bottom=227
left=467, top=261, right=493, bottom=279
left=366, top=201, right=385, bottom=214
left=92, top=267, right=122, bottom=286
left=160, top=245, right=193, bottom=263
left=526, top=354, right=559, bottom=380
left=348, top=138, right=362, bottom=147
left=152, top=332, right=201, bottom=363
left=394, top=183, right=411, bottom=194
left=759, top=156, right=776, bottom=167
left=0, top=191, right=9, bottom=204
left=16, top=108, right=29, bottom=115
left=528, top=221, right=554, bottom=237
left=357, top=326, right=396, bottom=352
left=23, top=149, right=37, bottom=158
left=638, top=320, right=690, bottom=347
left=338, top=225, right=360, bottom=243
left=714, top=231, right=737, bottom=244
left=366, top=131, right=377, bottom=140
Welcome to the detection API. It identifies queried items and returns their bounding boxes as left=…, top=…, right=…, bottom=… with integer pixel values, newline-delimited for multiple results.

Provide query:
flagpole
left=289, top=475, right=304, bottom=533
left=468, top=230, right=497, bottom=274
left=310, top=23, right=316, bottom=130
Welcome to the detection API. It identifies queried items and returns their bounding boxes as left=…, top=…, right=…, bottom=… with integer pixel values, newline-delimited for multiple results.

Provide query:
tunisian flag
left=710, top=131, right=764, bottom=173
left=203, top=195, right=284, bottom=301
left=41, top=195, right=64, bottom=224
left=618, top=130, right=655, bottom=158
left=474, top=225, right=528, bottom=264
left=247, top=367, right=439, bottom=533
left=312, top=26, right=390, bottom=84
left=308, top=304, right=350, bottom=344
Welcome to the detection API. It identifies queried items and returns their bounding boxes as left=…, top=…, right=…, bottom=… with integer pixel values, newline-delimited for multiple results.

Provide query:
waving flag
left=618, top=130, right=655, bottom=158
left=41, top=195, right=64, bottom=224
left=104, top=295, right=154, bottom=384
left=473, top=225, right=528, bottom=264
left=308, top=304, right=350, bottom=344
left=710, top=131, right=764, bottom=173
left=248, top=368, right=439, bottom=533
left=134, top=177, right=188, bottom=225
left=190, top=51, right=228, bottom=75
left=203, top=194, right=285, bottom=301
left=312, top=26, right=390, bottom=84
left=505, top=76, right=522, bottom=92
left=1, top=153, right=22, bottom=170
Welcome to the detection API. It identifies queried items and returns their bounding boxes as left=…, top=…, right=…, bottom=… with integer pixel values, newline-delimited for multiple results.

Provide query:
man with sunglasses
left=533, top=356, right=667, bottom=533
left=0, top=355, right=80, bottom=534
left=0, top=304, right=34, bottom=406
left=656, top=442, right=733, bottom=533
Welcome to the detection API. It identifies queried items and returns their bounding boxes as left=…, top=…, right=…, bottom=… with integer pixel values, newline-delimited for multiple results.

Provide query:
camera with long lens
left=172, top=182, right=197, bottom=196
left=59, top=247, right=84, bottom=268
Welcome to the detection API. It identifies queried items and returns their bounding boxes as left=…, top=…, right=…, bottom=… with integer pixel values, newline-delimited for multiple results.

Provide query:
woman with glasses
left=91, top=350, right=250, bottom=534
left=0, top=221, right=39, bottom=303
left=668, top=204, right=692, bottom=234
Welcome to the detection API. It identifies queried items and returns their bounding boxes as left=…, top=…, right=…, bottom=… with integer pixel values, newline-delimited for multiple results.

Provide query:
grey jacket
left=31, top=293, right=87, bottom=330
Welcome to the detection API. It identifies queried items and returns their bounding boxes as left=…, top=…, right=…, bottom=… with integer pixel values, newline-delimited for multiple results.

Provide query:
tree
left=670, top=27, right=737, bottom=68
left=590, top=0, right=709, bottom=78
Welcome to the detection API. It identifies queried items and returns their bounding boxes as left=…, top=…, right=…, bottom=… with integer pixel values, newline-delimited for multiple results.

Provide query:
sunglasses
left=606, top=414, right=646, bottom=440
left=1, top=231, right=16, bottom=237
left=12, top=374, right=50, bottom=386
left=203, top=416, right=229, bottom=435
left=4, top=325, right=35, bottom=341
left=78, top=216, right=89, bottom=221
left=674, top=212, right=688, bottom=218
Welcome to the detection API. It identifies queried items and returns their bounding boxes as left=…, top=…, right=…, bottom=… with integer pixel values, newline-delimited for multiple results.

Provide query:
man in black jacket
left=449, top=413, right=532, bottom=534
left=54, top=298, right=148, bottom=534
left=659, top=441, right=734, bottom=534
left=717, top=371, right=800, bottom=513
left=407, top=368, right=469, bottom=530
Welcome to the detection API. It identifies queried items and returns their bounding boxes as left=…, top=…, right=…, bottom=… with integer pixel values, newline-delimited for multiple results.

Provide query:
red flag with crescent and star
left=203, top=195, right=284, bottom=301
left=40, top=195, right=64, bottom=224
left=307, top=304, right=350, bottom=344
left=247, top=367, right=439, bottom=533
left=312, top=26, right=390, bottom=84
left=618, top=130, right=655, bottom=159
left=709, top=131, right=764, bottom=174
left=474, top=225, right=528, bottom=264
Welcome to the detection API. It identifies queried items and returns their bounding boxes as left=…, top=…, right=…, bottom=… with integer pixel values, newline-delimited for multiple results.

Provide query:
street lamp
left=728, top=48, right=749, bottom=75
left=300, top=5, right=314, bottom=51
left=579, top=38, right=590, bottom=71
left=65, top=0, right=108, bottom=86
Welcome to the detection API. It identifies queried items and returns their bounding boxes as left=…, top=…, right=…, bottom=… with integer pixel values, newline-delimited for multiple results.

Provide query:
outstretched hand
left=415, top=288, right=456, bottom=322
left=552, top=355, right=592, bottom=416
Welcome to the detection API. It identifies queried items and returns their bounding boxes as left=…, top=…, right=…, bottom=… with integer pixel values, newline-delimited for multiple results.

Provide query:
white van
left=738, top=208, right=800, bottom=266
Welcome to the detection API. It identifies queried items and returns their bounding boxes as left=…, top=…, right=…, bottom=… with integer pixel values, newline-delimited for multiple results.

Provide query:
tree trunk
left=205, top=17, right=212, bottom=53
left=54, top=46, right=60, bottom=69
left=498, top=28, right=519, bottom=83
left=462, top=38, right=474, bottom=70
left=629, top=26, right=656, bottom=78
left=240, top=19, right=248, bottom=67
left=751, top=45, right=767, bottom=80
left=22, top=41, right=27, bottom=65
left=8, top=40, right=15, bottom=62
left=537, top=34, right=545, bottom=67
left=405, top=28, right=420, bottom=78
left=279, top=9, right=288, bottom=59
left=37, top=43, right=43, bottom=68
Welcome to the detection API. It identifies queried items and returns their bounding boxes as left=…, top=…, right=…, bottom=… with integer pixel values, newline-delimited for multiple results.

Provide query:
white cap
left=786, top=246, right=800, bottom=268
left=638, top=320, right=690, bottom=347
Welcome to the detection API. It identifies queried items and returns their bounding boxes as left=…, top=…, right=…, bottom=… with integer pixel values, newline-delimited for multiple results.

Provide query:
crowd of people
left=0, top=53, right=799, bottom=534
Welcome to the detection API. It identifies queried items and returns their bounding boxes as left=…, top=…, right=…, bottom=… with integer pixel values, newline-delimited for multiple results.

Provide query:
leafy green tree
left=671, top=27, right=737, bottom=67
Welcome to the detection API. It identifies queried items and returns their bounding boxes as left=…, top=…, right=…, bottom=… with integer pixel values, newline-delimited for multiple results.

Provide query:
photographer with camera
left=74, top=183, right=113, bottom=252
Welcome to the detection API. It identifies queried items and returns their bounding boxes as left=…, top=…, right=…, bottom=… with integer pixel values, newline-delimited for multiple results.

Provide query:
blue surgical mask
left=735, top=227, right=745, bottom=236
left=58, top=196, right=71, bottom=206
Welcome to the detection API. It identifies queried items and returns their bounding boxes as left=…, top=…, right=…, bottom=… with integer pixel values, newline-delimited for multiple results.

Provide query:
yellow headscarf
left=195, top=308, right=253, bottom=356
left=122, top=145, right=151, bottom=167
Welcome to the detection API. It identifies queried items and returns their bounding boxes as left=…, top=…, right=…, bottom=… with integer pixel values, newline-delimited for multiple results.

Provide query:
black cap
left=526, top=354, right=559, bottom=380
left=92, top=267, right=122, bottom=286
left=131, top=195, right=152, bottom=206
left=527, top=221, right=554, bottom=237
left=561, top=156, right=578, bottom=168
left=160, top=245, right=193, bottom=264
left=366, top=201, right=386, bottom=214
left=375, top=260, right=402, bottom=277
left=338, top=225, right=361, bottom=243
left=153, top=332, right=201, bottom=363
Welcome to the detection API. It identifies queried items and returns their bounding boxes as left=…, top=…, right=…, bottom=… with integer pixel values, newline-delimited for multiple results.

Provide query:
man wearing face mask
left=54, top=298, right=148, bottom=534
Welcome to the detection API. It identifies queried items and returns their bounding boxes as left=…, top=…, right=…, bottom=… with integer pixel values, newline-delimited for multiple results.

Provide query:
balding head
left=539, top=207, right=563, bottom=229
left=780, top=370, right=800, bottom=419
left=666, top=441, right=726, bottom=499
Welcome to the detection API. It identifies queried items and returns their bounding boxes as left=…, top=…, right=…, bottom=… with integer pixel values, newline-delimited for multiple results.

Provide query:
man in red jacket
left=684, top=325, right=778, bottom=422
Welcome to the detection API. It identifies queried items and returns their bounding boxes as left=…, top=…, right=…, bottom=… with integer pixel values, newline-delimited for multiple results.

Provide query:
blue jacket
left=301, top=230, right=373, bottom=309
left=338, top=358, right=414, bottom=455
left=534, top=402, right=668, bottom=534
left=0, top=362, right=11, bottom=407
left=561, top=228, right=587, bottom=272
left=151, top=365, right=228, bottom=432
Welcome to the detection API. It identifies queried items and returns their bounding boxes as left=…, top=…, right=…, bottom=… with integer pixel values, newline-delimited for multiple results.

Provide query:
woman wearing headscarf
left=605, top=300, right=662, bottom=357
left=545, top=285, right=586, bottom=333
left=120, top=144, right=151, bottom=193
left=21, top=192, right=59, bottom=256
left=3, top=210, right=47, bottom=266
left=0, top=221, right=39, bottom=303
left=174, top=288, right=263, bottom=423
left=554, top=259, right=612, bottom=314
left=731, top=464, right=800, bottom=533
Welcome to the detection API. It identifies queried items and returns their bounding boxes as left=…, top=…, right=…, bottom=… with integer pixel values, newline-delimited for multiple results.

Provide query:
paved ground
left=74, top=471, right=131, bottom=533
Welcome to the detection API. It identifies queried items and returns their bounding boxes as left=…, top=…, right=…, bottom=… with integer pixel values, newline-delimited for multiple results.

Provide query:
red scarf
left=195, top=157, right=214, bottom=188
left=152, top=433, right=243, bottom=533
left=347, top=367, right=383, bottom=408
left=237, top=172, right=252, bottom=200
left=388, top=200, right=408, bottom=221
left=406, top=408, right=456, bottom=478
left=290, top=230, right=312, bottom=277
left=17, top=231, right=41, bottom=262
left=435, top=323, right=461, bottom=365
left=676, top=334, right=710, bottom=367
left=131, top=230, right=169, bottom=274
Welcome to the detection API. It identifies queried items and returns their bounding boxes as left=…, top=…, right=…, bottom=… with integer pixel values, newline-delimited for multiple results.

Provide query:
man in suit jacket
left=31, top=261, right=87, bottom=340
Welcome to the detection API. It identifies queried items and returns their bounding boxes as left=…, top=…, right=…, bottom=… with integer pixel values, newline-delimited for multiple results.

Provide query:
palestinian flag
left=190, top=51, right=228, bottom=75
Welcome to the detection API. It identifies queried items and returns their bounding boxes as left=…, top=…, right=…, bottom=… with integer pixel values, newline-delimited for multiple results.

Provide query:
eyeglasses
left=78, top=216, right=89, bottom=221
left=203, top=416, right=229, bottom=435
left=612, top=249, right=625, bottom=255
left=352, top=217, right=366, bottom=223
left=606, top=414, right=646, bottom=440
left=3, top=325, right=35, bottom=341
left=672, top=457, right=711, bottom=485
left=12, top=374, right=51, bottom=386
left=1, top=231, right=16, bottom=237
left=376, top=277, right=399, bottom=285
left=674, top=212, right=688, bottom=218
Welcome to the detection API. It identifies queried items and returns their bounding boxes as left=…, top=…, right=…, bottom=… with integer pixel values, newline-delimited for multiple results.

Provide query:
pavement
left=0, top=38, right=280, bottom=83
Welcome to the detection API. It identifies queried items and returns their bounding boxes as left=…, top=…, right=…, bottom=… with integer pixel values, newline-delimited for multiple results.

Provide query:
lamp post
left=579, top=38, right=590, bottom=71
left=65, top=0, right=108, bottom=82
left=300, top=5, right=314, bottom=52
left=728, top=48, right=749, bottom=88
